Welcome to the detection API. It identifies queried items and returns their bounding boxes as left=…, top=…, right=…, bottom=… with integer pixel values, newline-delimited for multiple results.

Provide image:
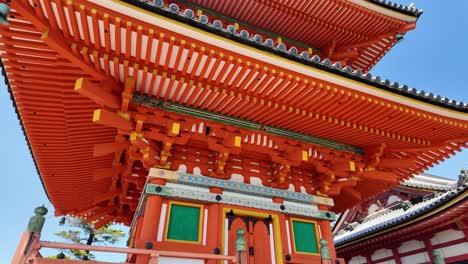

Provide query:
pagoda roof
left=126, top=0, right=465, bottom=112
left=163, top=0, right=422, bottom=72
left=334, top=171, right=468, bottom=246
left=367, top=0, right=423, bottom=17
left=1, top=0, right=467, bottom=225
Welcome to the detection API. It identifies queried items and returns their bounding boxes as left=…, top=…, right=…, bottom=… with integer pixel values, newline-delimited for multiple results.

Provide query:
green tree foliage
left=54, top=216, right=126, bottom=261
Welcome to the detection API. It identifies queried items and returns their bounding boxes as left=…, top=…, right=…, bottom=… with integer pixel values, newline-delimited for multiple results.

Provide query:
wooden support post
left=392, top=247, right=402, bottom=264
left=12, top=206, right=48, bottom=264
left=206, top=189, right=222, bottom=264
left=424, top=238, right=435, bottom=263
left=136, top=193, right=163, bottom=264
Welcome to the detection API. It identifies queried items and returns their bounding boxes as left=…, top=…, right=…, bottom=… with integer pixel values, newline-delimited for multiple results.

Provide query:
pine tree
left=54, top=216, right=126, bottom=261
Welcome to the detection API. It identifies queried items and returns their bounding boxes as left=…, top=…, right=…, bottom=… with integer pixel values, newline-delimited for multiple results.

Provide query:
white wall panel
left=371, top=248, right=393, bottom=261
left=349, top=255, right=367, bottom=264
left=401, top=252, right=429, bottom=264
left=398, top=239, right=425, bottom=254
left=438, top=243, right=468, bottom=258
left=431, top=229, right=465, bottom=245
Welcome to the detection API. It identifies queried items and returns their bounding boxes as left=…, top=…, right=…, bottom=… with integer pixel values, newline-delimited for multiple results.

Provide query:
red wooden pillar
left=136, top=178, right=165, bottom=264
left=365, top=254, right=373, bottom=264
left=391, top=247, right=402, bottom=264
left=206, top=187, right=223, bottom=264
left=273, top=197, right=290, bottom=259
left=423, top=237, right=435, bottom=263
left=318, top=204, right=337, bottom=261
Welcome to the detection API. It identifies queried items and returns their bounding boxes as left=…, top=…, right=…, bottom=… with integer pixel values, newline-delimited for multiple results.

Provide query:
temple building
left=1, top=0, right=466, bottom=263
left=333, top=171, right=468, bottom=264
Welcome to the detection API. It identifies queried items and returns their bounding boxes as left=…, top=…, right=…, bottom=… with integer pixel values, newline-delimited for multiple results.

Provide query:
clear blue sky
left=1, top=0, right=467, bottom=261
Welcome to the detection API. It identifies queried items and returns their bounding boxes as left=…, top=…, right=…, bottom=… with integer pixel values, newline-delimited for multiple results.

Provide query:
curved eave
left=355, top=0, right=422, bottom=20
left=0, top=58, right=50, bottom=201
left=335, top=189, right=467, bottom=248
left=119, top=0, right=466, bottom=114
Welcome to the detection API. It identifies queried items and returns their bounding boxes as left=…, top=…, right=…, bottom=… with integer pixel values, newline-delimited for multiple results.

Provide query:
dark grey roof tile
left=368, top=0, right=423, bottom=17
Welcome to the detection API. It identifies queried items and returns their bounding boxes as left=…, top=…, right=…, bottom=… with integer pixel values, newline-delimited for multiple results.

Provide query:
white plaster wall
left=159, top=257, right=204, bottom=264
left=177, top=164, right=187, bottom=173
left=431, top=229, right=465, bottom=245
left=398, top=239, right=425, bottom=254
left=387, top=195, right=401, bottom=205
left=348, top=255, right=367, bottom=264
left=229, top=173, right=244, bottom=183
left=378, top=260, right=396, bottom=264
left=401, top=252, right=430, bottom=264
left=371, top=248, right=393, bottom=261
left=438, top=243, right=468, bottom=258
left=368, top=203, right=379, bottom=214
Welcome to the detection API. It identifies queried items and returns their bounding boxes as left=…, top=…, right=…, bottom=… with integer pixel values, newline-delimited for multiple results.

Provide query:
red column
left=392, top=247, right=402, bottom=264
left=423, top=238, right=435, bottom=263
left=206, top=187, right=223, bottom=264
left=136, top=179, right=165, bottom=264
left=273, top=197, right=289, bottom=258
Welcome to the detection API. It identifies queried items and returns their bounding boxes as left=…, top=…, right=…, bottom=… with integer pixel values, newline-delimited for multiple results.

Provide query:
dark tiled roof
left=334, top=172, right=468, bottom=246
left=334, top=186, right=466, bottom=245
left=368, top=0, right=423, bottom=17
left=125, top=0, right=467, bottom=112
left=401, top=174, right=458, bottom=191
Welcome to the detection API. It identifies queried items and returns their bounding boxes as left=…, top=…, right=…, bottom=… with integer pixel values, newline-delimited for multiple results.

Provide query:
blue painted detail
left=146, top=184, right=335, bottom=220
left=157, top=171, right=333, bottom=206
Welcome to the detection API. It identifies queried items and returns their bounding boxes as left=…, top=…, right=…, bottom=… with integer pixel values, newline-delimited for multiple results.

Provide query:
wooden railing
left=11, top=206, right=236, bottom=264
left=13, top=238, right=237, bottom=264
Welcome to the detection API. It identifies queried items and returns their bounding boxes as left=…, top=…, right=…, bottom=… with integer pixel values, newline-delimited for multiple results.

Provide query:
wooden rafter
left=11, top=0, right=109, bottom=81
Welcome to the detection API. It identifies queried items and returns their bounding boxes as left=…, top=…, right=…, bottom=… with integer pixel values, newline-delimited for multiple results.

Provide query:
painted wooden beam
left=133, top=94, right=363, bottom=155
left=146, top=184, right=336, bottom=220
left=93, top=141, right=130, bottom=157
left=93, top=109, right=134, bottom=130
left=94, top=166, right=124, bottom=181
left=327, top=180, right=357, bottom=196
left=75, top=78, right=121, bottom=109
left=379, top=158, right=416, bottom=169
left=148, top=168, right=334, bottom=206
left=361, top=171, right=398, bottom=185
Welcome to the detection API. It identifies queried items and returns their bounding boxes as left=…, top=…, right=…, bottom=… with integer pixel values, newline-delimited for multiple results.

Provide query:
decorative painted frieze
left=146, top=184, right=336, bottom=221
left=149, top=168, right=334, bottom=206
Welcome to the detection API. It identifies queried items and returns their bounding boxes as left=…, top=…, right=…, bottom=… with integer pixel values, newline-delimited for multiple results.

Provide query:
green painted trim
left=132, top=94, right=363, bottom=155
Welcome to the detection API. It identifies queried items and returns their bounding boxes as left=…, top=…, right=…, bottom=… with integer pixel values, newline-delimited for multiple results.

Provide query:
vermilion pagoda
left=3, top=0, right=466, bottom=263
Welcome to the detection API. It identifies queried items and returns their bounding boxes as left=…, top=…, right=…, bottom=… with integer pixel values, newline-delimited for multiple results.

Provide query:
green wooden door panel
left=167, top=204, right=200, bottom=242
left=292, top=220, right=318, bottom=254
